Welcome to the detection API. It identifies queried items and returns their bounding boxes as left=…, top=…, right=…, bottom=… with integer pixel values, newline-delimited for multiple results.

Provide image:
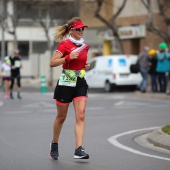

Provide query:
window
left=0, top=42, right=8, bottom=60
left=17, top=1, right=79, bottom=26
left=33, top=42, right=48, bottom=54
left=18, top=41, right=29, bottom=59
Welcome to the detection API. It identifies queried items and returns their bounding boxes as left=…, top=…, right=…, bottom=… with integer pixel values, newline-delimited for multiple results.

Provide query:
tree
left=141, top=0, right=170, bottom=45
left=1, top=0, right=79, bottom=86
left=0, top=0, right=6, bottom=60
left=35, top=2, right=58, bottom=86
left=3, top=0, right=38, bottom=49
left=34, top=0, right=79, bottom=86
left=95, top=0, right=127, bottom=54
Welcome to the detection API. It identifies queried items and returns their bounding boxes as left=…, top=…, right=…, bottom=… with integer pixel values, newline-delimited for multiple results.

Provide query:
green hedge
left=162, top=124, right=170, bottom=135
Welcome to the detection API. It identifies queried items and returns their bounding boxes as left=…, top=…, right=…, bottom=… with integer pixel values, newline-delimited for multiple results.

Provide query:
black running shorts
left=53, top=77, right=88, bottom=103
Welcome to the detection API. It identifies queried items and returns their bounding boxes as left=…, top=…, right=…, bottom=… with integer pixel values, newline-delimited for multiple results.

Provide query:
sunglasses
left=74, top=27, right=85, bottom=32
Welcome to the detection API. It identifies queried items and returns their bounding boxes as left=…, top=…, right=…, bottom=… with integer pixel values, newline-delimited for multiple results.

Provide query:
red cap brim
left=70, top=20, right=88, bottom=29
left=74, top=24, right=88, bottom=28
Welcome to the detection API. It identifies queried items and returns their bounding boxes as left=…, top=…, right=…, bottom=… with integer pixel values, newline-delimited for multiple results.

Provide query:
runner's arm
left=50, top=51, right=79, bottom=68
left=50, top=52, right=65, bottom=67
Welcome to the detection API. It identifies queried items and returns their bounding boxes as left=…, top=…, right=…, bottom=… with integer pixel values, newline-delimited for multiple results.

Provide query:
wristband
left=65, top=55, right=70, bottom=62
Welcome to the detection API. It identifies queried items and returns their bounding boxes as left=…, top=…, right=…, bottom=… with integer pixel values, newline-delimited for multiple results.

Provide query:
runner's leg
left=73, top=98, right=87, bottom=148
left=53, top=103, right=69, bottom=143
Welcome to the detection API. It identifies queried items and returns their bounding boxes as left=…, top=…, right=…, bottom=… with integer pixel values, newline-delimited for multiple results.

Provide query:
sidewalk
left=135, top=90, right=170, bottom=151
left=20, top=78, right=54, bottom=92
left=147, top=128, right=170, bottom=151
left=135, top=91, right=170, bottom=100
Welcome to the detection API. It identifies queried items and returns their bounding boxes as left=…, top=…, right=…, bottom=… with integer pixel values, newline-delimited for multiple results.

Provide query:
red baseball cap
left=70, top=20, right=88, bottom=30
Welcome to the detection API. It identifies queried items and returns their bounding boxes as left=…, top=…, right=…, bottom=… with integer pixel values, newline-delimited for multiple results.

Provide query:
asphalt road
left=0, top=88, right=170, bottom=170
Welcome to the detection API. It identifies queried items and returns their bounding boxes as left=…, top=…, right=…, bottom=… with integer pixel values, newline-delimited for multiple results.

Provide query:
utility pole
left=0, top=0, right=5, bottom=61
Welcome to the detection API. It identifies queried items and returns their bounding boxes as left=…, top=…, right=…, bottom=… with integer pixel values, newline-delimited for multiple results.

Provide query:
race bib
left=14, top=61, right=21, bottom=68
left=63, top=69, right=86, bottom=79
left=58, top=73, right=77, bottom=87
left=3, top=71, right=11, bottom=77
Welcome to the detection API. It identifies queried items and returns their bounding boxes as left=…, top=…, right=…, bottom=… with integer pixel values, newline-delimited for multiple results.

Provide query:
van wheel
left=104, top=81, right=112, bottom=92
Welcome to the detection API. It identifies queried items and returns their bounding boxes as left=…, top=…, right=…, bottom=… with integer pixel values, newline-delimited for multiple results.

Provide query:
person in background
left=156, top=42, right=169, bottom=93
left=49, top=17, right=90, bottom=160
left=1, top=56, right=11, bottom=99
left=167, top=72, right=170, bottom=95
left=10, top=49, right=22, bottom=99
left=148, top=49, right=158, bottom=93
left=164, top=45, right=170, bottom=95
left=138, top=46, right=150, bottom=93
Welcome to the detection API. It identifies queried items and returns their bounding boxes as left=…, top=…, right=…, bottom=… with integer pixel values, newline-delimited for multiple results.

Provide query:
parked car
left=85, top=55, right=142, bottom=92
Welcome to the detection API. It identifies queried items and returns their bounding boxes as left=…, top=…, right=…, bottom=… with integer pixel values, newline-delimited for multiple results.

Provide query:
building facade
left=115, top=0, right=169, bottom=54
left=83, top=0, right=170, bottom=55
left=0, top=0, right=169, bottom=85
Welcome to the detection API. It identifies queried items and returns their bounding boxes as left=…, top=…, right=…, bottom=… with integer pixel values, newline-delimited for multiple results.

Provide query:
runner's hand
left=84, top=62, right=90, bottom=71
left=69, top=52, right=79, bottom=60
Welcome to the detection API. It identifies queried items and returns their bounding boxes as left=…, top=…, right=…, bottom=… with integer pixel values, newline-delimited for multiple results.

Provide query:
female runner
left=50, top=17, right=90, bottom=160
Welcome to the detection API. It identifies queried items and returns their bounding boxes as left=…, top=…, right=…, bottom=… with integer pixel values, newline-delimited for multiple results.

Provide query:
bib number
left=3, top=71, right=11, bottom=77
left=14, top=61, right=21, bottom=68
left=58, top=73, right=77, bottom=87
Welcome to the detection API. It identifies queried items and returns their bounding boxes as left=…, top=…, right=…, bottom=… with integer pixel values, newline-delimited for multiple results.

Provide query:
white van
left=85, top=55, right=142, bottom=92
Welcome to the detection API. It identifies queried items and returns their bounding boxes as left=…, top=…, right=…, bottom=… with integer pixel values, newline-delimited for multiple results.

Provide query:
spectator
left=165, top=45, right=170, bottom=95
left=156, top=42, right=169, bottom=93
left=10, top=49, right=22, bottom=99
left=138, top=46, right=150, bottom=93
left=148, top=49, right=158, bottom=92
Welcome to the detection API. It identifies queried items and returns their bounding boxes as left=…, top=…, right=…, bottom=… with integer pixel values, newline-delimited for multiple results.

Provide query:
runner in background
left=10, top=49, right=22, bottom=99
left=49, top=17, right=90, bottom=160
left=1, top=56, right=11, bottom=99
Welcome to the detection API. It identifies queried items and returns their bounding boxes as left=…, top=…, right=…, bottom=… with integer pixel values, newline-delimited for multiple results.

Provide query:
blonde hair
left=54, top=17, right=82, bottom=41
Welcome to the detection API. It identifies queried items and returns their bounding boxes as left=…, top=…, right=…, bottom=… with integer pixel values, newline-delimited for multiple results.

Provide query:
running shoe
left=10, top=92, right=14, bottom=99
left=17, top=93, right=22, bottom=99
left=74, top=146, right=89, bottom=159
left=50, top=142, right=59, bottom=160
left=4, top=94, right=9, bottom=99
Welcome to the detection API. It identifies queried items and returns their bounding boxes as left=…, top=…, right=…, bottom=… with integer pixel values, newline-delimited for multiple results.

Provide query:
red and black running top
left=56, top=39, right=89, bottom=71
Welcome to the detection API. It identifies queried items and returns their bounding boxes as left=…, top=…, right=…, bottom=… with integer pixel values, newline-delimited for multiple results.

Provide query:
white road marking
left=126, top=101, right=150, bottom=106
left=86, top=107, right=104, bottom=110
left=5, top=111, right=31, bottom=114
left=108, top=127, right=170, bottom=161
left=88, top=94, right=126, bottom=100
left=0, top=101, right=3, bottom=107
left=115, top=101, right=150, bottom=107
left=115, top=101, right=124, bottom=106
left=23, top=102, right=54, bottom=108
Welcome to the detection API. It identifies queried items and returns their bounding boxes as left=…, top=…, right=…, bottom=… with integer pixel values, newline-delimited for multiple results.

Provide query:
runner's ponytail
left=54, top=24, right=69, bottom=41
left=54, top=17, right=82, bottom=41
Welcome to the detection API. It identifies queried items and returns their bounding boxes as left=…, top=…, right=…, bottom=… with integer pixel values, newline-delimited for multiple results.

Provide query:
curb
left=135, top=91, right=170, bottom=100
left=147, top=128, right=170, bottom=151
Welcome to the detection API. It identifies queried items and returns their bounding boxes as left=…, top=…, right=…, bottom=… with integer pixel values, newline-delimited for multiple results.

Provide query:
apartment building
left=83, top=0, right=169, bottom=55
left=115, top=0, right=169, bottom=54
